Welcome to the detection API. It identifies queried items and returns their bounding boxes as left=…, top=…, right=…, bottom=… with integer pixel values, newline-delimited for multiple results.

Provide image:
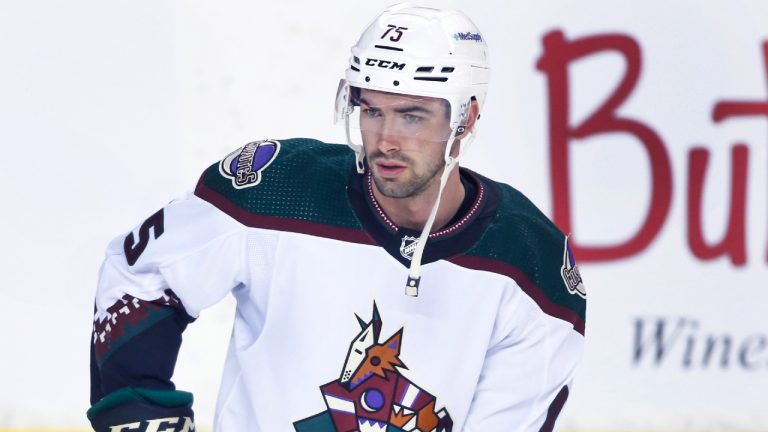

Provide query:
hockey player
left=89, top=4, right=586, bottom=432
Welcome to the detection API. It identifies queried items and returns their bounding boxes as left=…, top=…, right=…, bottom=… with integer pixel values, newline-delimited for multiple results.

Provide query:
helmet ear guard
left=454, top=96, right=480, bottom=141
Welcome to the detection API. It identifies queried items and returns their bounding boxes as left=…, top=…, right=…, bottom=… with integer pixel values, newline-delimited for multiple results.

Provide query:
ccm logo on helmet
left=365, top=58, right=406, bottom=70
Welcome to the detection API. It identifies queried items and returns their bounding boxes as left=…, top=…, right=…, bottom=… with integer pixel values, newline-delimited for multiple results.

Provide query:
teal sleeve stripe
left=87, top=387, right=193, bottom=421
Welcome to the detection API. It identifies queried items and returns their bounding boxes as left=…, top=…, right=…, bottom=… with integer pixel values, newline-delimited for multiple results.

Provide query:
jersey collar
left=347, top=167, right=500, bottom=268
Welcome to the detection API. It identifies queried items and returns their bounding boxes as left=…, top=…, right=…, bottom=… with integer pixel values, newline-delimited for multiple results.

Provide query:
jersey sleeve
left=460, top=186, right=587, bottom=431
left=89, top=192, right=246, bottom=432
left=462, top=284, right=584, bottom=431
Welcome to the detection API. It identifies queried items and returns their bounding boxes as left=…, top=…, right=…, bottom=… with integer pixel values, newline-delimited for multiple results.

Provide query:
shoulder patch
left=218, top=139, right=281, bottom=189
left=561, top=236, right=586, bottom=299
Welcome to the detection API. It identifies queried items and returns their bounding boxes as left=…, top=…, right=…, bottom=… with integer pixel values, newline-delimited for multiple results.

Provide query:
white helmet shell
left=341, top=4, right=490, bottom=129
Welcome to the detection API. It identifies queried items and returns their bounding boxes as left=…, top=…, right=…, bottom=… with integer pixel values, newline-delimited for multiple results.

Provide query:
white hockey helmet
left=335, top=3, right=490, bottom=172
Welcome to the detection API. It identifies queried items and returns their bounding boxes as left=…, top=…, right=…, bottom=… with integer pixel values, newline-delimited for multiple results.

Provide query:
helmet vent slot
left=441, top=67, right=455, bottom=73
left=374, top=45, right=404, bottom=52
left=416, top=66, right=434, bottom=73
left=353, top=56, right=361, bottom=64
left=413, top=77, right=448, bottom=82
left=351, top=66, right=360, bottom=72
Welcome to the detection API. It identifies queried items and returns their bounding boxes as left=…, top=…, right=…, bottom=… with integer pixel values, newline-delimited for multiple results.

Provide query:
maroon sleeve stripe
left=448, top=254, right=585, bottom=335
left=539, top=386, right=569, bottom=432
left=195, top=181, right=376, bottom=246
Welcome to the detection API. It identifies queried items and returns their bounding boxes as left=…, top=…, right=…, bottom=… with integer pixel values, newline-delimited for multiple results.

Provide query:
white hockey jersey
left=89, top=138, right=586, bottom=432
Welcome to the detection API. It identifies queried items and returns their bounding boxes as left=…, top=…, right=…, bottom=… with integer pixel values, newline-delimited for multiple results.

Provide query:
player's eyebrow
left=394, top=105, right=434, bottom=115
left=358, top=98, right=376, bottom=109
left=359, top=97, right=435, bottom=115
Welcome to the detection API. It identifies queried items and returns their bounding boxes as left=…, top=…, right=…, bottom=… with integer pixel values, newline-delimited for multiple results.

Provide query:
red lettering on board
left=687, top=145, right=749, bottom=266
left=536, top=30, right=673, bottom=262
left=712, top=42, right=768, bottom=263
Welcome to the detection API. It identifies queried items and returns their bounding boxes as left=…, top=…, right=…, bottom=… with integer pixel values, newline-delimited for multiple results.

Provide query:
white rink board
left=1, top=0, right=766, bottom=430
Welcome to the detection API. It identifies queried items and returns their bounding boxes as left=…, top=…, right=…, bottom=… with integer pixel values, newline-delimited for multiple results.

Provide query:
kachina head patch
left=294, top=302, right=453, bottom=432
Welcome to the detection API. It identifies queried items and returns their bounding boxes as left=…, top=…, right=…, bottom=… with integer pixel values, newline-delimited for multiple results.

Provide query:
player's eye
left=362, top=108, right=382, bottom=118
left=403, top=113, right=424, bottom=124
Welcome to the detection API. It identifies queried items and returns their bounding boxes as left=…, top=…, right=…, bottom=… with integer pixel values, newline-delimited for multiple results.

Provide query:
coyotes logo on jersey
left=294, top=303, right=452, bottom=432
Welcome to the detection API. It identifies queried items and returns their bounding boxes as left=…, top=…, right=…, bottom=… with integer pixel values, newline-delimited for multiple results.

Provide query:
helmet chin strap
left=405, top=126, right=475, bottom=297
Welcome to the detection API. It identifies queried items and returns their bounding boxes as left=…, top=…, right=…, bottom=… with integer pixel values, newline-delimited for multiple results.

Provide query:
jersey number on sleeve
left=124, top=208, right=165, bottom=266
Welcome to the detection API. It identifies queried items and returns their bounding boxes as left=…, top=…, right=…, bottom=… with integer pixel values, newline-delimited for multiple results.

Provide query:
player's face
left=359, top=89, right=453, bottom=199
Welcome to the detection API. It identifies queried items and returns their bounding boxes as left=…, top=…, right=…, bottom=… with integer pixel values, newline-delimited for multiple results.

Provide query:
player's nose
left=377, top=117, right=401, bottom=153
left=377, top=135, right=401, bottom=154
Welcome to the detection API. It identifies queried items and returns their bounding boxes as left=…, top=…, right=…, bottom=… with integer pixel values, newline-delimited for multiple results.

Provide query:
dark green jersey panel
left=451, top=180, right=586, bottom=333
left=197, top=138, right=361, bottom=227
left=195, top=139, right=374, bottom=244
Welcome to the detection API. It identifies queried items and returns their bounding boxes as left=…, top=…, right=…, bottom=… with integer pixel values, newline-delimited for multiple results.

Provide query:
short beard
left=368, top=151, right=445, bottom=199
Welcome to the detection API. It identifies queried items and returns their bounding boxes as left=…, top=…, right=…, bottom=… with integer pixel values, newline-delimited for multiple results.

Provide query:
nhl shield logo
left=399, top=235, right=420, bottom=261
left=219, top=140, right=281, bottom=189
left=561, top=237, right=586, bottom=298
